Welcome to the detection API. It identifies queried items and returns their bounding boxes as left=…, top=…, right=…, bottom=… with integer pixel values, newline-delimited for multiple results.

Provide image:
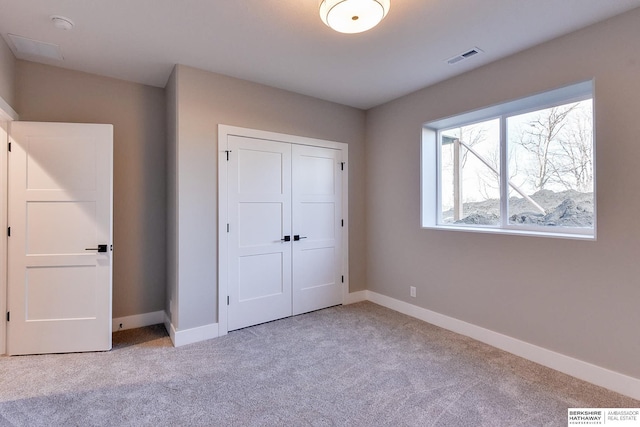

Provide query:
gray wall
left=365, top=9, right=640, bottom=379
left=169, top=65, right=366, bottom=330
left=0, top=37, right=15, bottom=108
left=165, top=67, right=178, bottom=324
left=15, top=61, right=167, bottom=319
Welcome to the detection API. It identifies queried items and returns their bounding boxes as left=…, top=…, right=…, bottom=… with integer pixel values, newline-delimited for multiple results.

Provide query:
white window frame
left=421, top=80, right=596, bottom=240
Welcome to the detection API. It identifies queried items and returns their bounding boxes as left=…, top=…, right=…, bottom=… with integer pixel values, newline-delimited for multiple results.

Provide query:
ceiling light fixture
left=50, top=15, right=74, bottom=31
left=320, top=0, right=390, bottom=34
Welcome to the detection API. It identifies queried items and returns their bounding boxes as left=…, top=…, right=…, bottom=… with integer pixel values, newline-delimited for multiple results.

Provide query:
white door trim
left=0, top=97, right=18, bottom=355
left=218, top=125, right=349, bottom=336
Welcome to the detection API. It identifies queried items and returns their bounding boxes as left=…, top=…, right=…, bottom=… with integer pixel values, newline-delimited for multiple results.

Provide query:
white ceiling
left=1, top=0, right=639, bottom=109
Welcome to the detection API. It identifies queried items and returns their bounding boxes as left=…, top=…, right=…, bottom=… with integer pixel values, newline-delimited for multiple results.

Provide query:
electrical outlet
left=410, top=286, right=416, bottom=298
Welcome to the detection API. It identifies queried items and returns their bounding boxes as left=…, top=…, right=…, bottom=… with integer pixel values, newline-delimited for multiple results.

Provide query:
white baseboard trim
left=344, top=290, right=367, bottom=305
left=112, top=310, right=165, bottom=332
left=166, top=319, right=219, bottom=347
left=164, top=313, right=176, bottom=346
left=366, top=290, right=640, bottom=401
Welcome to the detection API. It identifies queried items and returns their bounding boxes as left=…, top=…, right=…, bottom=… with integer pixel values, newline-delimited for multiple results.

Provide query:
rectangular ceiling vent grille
left=446, top=47, right=483, bottom=65
left=7, top=34, right=64, bottom=61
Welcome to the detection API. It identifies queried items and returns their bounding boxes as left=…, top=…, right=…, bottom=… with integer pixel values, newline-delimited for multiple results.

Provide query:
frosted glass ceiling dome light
left=320, top=0, right=390, bottom=34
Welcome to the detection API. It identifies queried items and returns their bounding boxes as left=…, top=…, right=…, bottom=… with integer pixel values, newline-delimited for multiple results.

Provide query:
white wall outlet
left=410, top=286, right=416, bottom=298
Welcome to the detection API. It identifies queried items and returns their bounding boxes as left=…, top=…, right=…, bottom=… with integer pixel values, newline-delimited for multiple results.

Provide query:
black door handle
left=294, top=235, right=307, bottom=241
left=281, top=235, right=291, bottom=242
left=85, top=244, right=108, bottom=253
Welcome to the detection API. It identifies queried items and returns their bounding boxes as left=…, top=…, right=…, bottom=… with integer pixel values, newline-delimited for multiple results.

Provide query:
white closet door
left=227, top=135, right=293, bottom=331
left=292, top=144, right=342, bottom=315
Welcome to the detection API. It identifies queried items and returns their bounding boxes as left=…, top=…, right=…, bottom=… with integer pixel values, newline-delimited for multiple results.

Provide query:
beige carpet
left=0, top=302, right=637, bottom=426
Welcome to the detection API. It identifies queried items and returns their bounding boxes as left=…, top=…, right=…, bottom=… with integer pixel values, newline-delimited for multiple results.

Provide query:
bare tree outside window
left=507, top=100, right=593, bottom=228
left=508, top=101, right=592, bottom=194
left=426, top=81, right=594, bottom=237
left=438, top=99, right=593, bottom=229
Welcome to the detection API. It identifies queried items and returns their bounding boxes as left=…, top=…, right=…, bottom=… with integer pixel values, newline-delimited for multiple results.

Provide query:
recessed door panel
left=26, top=201, right=96, bottom=255
left=26, top=266, right=97, bottom=320
left=296, top=247, right=335, bottom=291
left=238, top=253, right=284, bottom=301
left=298, top=202, right=335, bottom=241
left=238, top=149, right=284, bottom=195
left=238, top=202, right=283, bottom=248
left=296, top=155, right=335, bottom=196
left=26, top=137, right=97, bottom=191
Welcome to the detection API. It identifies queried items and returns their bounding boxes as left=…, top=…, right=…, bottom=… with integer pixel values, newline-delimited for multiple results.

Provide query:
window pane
left=440, top=119, right=500, bottom=225
left=506, top=100, right=593, bottom=228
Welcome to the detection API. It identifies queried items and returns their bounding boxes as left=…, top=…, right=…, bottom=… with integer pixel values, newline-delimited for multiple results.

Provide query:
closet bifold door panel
left=224, top=131, right=344, bottom=332
left=227, top=136, right=293, bottom=331
left=291, top=144, right=342, bottom=315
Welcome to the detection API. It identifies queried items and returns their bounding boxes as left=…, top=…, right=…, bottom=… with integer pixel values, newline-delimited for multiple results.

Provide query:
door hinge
left=6, top=312, right=9, bottom=322
left=227, top=296, right=230, bottom=306
left=225, top=150, right=231, bottom=161
left=340, top=162, right=345, bottom=171
left=7, top=227, right=10, bottom=237
left=7, top=142, right=11, bottom=152
left=341, top=219, right=344, bottom=227
left=341, top=275, right=344, bottom=283
left=227, top=223, right=230, bottom=233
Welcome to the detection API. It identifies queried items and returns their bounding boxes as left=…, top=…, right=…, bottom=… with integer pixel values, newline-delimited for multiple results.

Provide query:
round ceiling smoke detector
left=50, top=15, right=74, bottom=30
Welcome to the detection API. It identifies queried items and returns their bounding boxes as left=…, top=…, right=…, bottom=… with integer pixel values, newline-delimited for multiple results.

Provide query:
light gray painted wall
left=15, top=61, right=167, bottom=319
left=365, top=9, right=640, bottom=379
left=165, top=67, right=178, bottom=326
left=0, top=37, right=15, bottom=108
left=171, top=65, right=366, bottom=330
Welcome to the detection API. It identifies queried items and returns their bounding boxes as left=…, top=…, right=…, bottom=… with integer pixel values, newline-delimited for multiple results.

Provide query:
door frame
left=0, top=97, right=19, bottom=355
left=218, top=125, right=349, bottom=336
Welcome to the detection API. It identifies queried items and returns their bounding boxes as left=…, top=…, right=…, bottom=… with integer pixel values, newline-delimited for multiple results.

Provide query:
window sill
left=422, top=224, right=595, bottom=241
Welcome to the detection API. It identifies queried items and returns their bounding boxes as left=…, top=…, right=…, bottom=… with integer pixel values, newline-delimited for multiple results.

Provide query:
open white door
left=7, top=122, right=113, bottom=355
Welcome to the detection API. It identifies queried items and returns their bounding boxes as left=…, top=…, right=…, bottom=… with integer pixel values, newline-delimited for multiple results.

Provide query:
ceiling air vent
left=7, top=34, right=64, bottom=61
left=446, top=47, right=483, bottom=65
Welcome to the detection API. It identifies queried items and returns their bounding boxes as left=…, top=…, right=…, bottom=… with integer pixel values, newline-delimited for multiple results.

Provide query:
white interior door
left=227, top=135, right=293, bottom=331
left=292, top=144, right=342, bottom=315
left=7, top=122, right=113, bottom=355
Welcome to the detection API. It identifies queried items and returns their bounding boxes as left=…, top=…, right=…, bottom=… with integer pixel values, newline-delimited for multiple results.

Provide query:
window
left=422, top=81, right=595, bottom=239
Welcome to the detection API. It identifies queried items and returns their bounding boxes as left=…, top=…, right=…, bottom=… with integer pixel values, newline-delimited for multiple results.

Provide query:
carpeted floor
left=0, top=302, right=637, bottom=426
